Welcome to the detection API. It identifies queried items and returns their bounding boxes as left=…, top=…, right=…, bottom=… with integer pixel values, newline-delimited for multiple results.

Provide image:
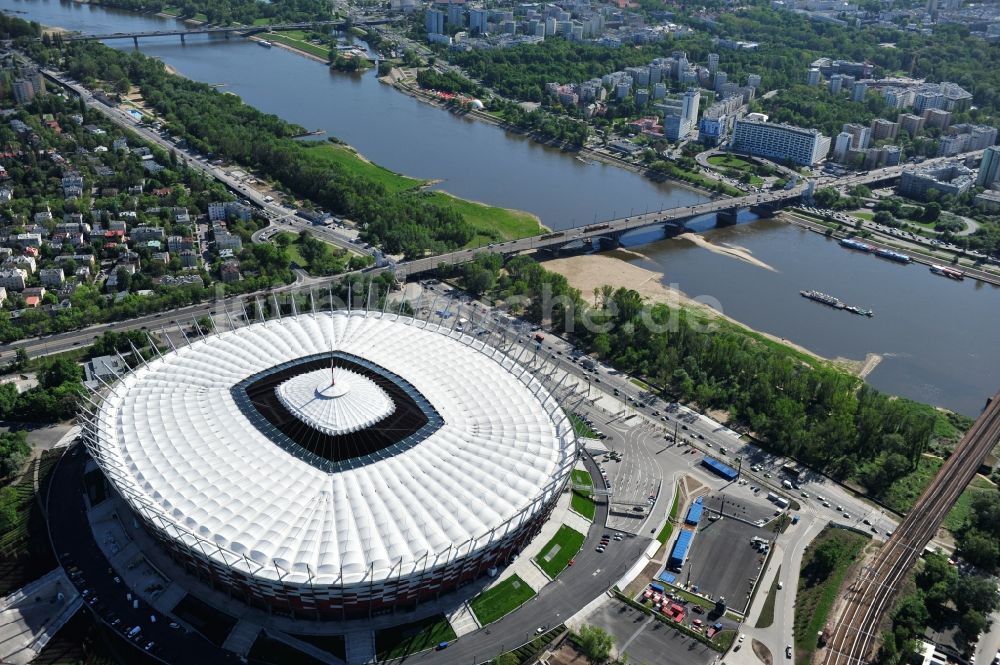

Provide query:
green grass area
left=274, top=232, right=308, bottom=268
left=267, top=32, right=331, bottom=60
left=945, top=474, right=995, bottom=532
left=630, top=377, right=651, bottom=391
left=879, top=455, right=941, bottom=514
left=421, top=191, right=544, bottom=246
left=373, top=615, right=456, bottom=660
left=568, top=413, right=597, bottom=439
left=749, top=175, right=764, bottom=186
left=663, top=584, right=710, bottom=608
left=534, top=525, right=585, bottom=579
left=715, top=629, right=737, bottom=651
left=706, top=154, right=758, bottom=172
left=793, top=528, right=868, bottom=664
left=852, top=211, right=874, bottom=221
left=0, top=451, right=60, bottom=596
left=656, top=485, right=681, bottom=544
left=570, top=469, right=596, bottom=521
left=299, top=142, right=422, bottom=194
left=470, top=575, right=536, bottom=625
left=755, top=566, right=781, bottom=628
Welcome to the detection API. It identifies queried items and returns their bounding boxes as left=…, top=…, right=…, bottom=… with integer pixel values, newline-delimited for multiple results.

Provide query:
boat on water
left=874, top=248, right=912, bottom=264
left=258, top=40, right=272, bottom=48
left=839, top=238, right=874, bottom=253
left=844, top=305, right=875, bottom=317
left=800, top=290, right=845, bottom=309
left=800, top=290, right=874, bottom=317
left=930, top=264, right=965, bottom=280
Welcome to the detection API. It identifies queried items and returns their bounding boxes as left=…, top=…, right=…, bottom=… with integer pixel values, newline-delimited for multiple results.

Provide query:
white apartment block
left=731, top=119, right=832, bottom=166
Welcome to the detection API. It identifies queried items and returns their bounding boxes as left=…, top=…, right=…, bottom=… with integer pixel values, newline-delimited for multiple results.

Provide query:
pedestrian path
left=0, top=569, right=81, bottom=665
left=446, top=602, right=480, bottom=637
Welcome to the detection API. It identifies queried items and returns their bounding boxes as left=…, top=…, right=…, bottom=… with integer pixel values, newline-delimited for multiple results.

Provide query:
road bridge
left=61, top=18, right=392, bottom=46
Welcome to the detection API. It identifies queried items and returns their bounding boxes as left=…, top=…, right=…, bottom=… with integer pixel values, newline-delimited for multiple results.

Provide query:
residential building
left=657, top=88, right=700, bottom=140
left=731, top=119, right=832, bottom=165
left=851, top=81, right=868, bottom=103
left=426, top=9, right=445, bottom=34
left=469, top=8, right=489, bottom=34
left=833, top=132, right=853, bottom=162
left=806, top=68, right=821, bottom=86
left=132, top=225, right=165, bottom=242
left=898, top=162, right=975, bottom=199
left=0, top=268, right=27, bottom=291
left=842, top=123, right=872, bottom=150
left=923, top=108, right=951, bottom=129
left=714, top=70, right=728, bottom=91
left=707, top=53, right=719, bottom=73
left=977, top=145, right=1000, bottom=187
left=0, top=287, right=6, bottom=307
left=898, top=113, right=925, bottom=136
left=975, top=189, right=1000, bottom=211
left=208, top=201, right=253, bottom=222
left=747, top=73, right=761, bottom=88
left=39, top=267, right=65, bottom=287
left=870, top=118, right=899, bottom=141
left=179, top=249, right=199, bottom=268
left=215, top=232, right=243, bottom=252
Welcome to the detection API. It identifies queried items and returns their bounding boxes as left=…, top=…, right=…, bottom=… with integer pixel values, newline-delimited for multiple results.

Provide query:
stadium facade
left=80, top=310, right=576, bottom=619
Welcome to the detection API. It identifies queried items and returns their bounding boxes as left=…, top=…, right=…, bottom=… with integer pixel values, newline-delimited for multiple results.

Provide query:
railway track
left=821, top=390, right=1000, bottom=665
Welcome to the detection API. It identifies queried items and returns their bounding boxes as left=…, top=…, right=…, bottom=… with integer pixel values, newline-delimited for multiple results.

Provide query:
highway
left=821, top=390, right=1000, bottom=665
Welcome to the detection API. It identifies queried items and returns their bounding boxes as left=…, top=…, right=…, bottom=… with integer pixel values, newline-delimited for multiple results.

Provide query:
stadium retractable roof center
left=85, top=311, right=576, bottom=592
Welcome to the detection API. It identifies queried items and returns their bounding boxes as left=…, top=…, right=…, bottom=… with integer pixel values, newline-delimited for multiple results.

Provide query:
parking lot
left=583, top=600, right=717, bottom=665
left=677, top=507, right=770, bottom=615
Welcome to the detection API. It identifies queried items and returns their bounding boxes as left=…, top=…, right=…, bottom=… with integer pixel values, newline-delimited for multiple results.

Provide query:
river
left=5, top=0, right=1000, bottom=416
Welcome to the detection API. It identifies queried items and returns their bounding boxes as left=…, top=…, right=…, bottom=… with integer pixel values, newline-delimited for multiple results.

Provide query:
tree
left=923, top=201, right=941, bottom=222
left=491, top=654, right=519, bottom=665
left=0, top=431, right=30, bottom=479
left=575, top=625, right=615, bottom=664
left=38, top=357, right=82, bottom=390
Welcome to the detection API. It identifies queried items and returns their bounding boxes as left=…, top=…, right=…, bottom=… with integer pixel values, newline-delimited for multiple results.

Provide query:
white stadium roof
left=89, top=311, right=575, bottom=585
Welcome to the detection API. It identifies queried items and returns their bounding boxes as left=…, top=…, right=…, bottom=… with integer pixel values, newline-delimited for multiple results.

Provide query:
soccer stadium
left=80, top=310, right=577, bottom=619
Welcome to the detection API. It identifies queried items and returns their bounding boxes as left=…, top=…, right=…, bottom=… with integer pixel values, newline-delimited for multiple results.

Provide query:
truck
left=706, top=622, right=723, bottom=639
left=782, top=479, right=793, bottom=489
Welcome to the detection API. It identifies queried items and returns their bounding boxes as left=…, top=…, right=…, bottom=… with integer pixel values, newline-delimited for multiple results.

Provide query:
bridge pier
left=180, top=33, right=185, bottom=44
left=224, top=30, right=231, bottom=39
left=132, top=36, right=138, bottom=48
left=716, top=207, right=740, bottom=226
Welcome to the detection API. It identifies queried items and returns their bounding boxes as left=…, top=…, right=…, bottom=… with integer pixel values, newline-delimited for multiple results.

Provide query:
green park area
left=267, top=30, right=331, bottom=60
left=568, top=413, right=597, bottom=439
left=470, top=575, right=536, bottom=625
left=707, top=154, right=757, bottom=172
left=421, top=192, right=545, bottom=247
left=570, top=469, right=596, bottom=520
left=535, top=525, right=585, bottom=578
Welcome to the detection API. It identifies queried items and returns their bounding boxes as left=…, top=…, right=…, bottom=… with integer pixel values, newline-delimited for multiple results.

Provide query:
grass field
left=274, top=232, right=309, bottom=269
left=421, top=192, right=544, bottom=246
left=793, top=528, right=868, bottom=664
left=535, top=525, right=585, bottom=579
left=570, top=469, right=596, bottom=521
left=300, top=142, right=422, bottom=194
left=470, top=575, right=536, bottom=625
left=568, top=413, right=598, bottom=439
left=374, top=615, right=456, bottom=659
left=267, top=32, right=331, bottom=60
left=707, top=154, right=757, bottom=172
left=945, top=474, right=995, bottom=532
left=754, top=566, right=781, bottom=628
left=656, top=484, right=681, bottom=543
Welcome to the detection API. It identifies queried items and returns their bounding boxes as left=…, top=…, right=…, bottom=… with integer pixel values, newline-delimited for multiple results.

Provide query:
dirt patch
left=753, top=638, right=773, bottom=665
left=547, top=642, right=591, bottom=665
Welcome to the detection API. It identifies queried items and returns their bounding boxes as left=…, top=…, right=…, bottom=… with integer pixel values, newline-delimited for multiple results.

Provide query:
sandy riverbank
left=676, top=232, right=777, bottom=272
left=543, top=252, right=879, bottom=376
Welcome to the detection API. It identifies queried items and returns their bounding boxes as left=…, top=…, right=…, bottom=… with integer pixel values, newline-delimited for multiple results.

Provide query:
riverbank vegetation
left=47, top=41, right=540, bottom=257
left=439, top=253, right=969, bottom=498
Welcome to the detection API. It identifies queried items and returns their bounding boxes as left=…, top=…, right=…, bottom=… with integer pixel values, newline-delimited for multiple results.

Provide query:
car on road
left=787, top=645, right=793, bottom=659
